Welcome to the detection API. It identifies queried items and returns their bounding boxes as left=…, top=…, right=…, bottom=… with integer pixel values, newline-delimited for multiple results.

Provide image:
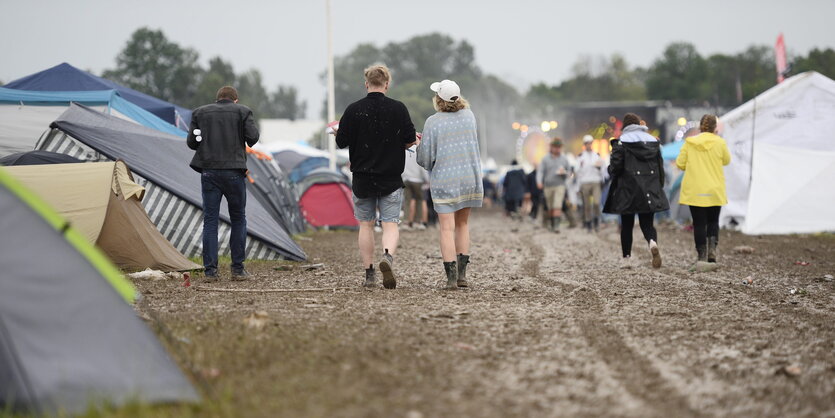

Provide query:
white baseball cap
left=583, top=134, right=594, bottom=143
left=430, top=79, right=461, bottom=102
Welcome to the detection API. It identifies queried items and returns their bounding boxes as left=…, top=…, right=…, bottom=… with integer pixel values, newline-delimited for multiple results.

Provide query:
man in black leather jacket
left=187, top=86, right=259, bottom=281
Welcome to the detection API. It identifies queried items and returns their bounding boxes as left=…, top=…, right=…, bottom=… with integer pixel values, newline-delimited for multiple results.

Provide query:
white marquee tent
left=720, top=71, right=835, bottom=234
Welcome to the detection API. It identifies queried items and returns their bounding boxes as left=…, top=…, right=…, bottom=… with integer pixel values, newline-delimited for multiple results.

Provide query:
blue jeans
left=201, top=169, right=247, bottom=273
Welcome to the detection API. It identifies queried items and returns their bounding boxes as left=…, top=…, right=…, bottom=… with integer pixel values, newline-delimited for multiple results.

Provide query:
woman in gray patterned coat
left=417, top=79, right=483, bottom=290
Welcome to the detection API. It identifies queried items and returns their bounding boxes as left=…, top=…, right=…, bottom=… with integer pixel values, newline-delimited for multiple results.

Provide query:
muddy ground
left=133, top=209, right=835, bottom=418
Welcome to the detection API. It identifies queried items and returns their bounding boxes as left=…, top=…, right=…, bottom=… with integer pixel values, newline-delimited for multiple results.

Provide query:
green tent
left=0, top=167, right=199, bottom=414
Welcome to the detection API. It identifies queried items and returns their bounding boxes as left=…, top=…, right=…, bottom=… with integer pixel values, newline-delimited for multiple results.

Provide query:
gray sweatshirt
left=536, top=153, right=571, bottom=187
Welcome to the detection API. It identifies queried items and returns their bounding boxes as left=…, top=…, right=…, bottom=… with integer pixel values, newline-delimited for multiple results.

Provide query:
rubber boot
left=593, top=217, right=600, bottom=232
left=553, top=217, right=562, bottom=233
left=707, top=236, right=718, bottom=263
left=443, top=261, right=458, bottom=290
left=363, top=265, right=377, bottom=288
left=457, top=254, right=470, bottom=288
left=696, top=245, right=707, bottom=262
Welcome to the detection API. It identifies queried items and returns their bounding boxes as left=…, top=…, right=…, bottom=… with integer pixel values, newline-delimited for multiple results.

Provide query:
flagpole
left=326, top=0, right=337, bottom=171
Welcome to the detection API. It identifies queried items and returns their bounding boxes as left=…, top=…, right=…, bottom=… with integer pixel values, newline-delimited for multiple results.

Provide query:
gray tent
left=37, top=103, right=305, bottom=261
left=246, top=152, right=306, bottom=235
left=0, top=167, right=199, bottom=414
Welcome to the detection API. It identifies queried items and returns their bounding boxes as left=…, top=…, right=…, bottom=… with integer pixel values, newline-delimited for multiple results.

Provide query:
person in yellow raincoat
left=676, top=114, right=731, bottom=263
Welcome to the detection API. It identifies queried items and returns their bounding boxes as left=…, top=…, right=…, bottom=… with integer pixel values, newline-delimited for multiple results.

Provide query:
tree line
left=99, top=27, right=835, bottom=128
left=102, top=28, right=306, bottom=120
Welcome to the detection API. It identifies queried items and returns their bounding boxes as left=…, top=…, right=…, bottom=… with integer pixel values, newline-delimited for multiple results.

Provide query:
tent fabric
left=0, top=87, right=186, bottom=146
left=5, top=162, right=200, bottom=271
left=246, top=154, right=306, bottom=235
left=719, top=71, right=835, bottom=233
left=0, top=168, right=199, bottom=414
left=744, top=144, right=835, bottom=234
left=661, top=140, right=684, bottom=161
left=0, top=150, right=82, bottom=166
left=299, top=182, right=358, bottom=228
left=3, top=63, right=191, bottom=129
left=40, top=103, right=305, bottom=261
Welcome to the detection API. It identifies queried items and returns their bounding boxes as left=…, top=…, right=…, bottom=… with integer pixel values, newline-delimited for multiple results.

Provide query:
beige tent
left=5, top=161, right=200, bottom=271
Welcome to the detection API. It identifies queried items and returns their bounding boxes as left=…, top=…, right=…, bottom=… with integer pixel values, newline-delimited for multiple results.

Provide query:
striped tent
left=38, top=103, right=305, bottom=261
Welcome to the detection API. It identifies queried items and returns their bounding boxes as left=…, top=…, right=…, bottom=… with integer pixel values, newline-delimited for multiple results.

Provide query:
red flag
left=775, top=33, right=787, bottom=83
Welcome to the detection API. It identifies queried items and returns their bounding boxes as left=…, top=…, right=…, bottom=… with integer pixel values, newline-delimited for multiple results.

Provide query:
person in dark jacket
left=334, top=64, right=418, bottom=289
left=603, top=113, right=669, bottom=268
left=526, top=168, right=542, bottom=221
left=187, top=86, right=260, bottom=281
left=503, top=160, right=527, bottom=218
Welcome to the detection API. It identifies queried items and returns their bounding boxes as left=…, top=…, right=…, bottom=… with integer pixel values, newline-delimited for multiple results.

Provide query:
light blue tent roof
left=661, top=140, right=684, bottom=161
left=0, top=88, right=185, bottom=138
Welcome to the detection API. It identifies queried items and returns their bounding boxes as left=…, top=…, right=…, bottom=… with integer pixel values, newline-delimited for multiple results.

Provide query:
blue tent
left=661, top=140, right=684, bottom=161
left=0, top=88, right=185, bottom=138
left=4, top=63, right=191, bottom=130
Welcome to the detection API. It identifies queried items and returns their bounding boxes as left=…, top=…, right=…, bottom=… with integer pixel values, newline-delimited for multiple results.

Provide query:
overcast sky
left=2, top=0, right=834, bottom=118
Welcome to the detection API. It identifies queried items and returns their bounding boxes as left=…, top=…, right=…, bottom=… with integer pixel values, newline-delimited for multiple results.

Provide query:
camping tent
left=296, top=167, right=357, bottom=229
left=0, top=150, right=82, bottom=166
left=5, top=161, right=200, bottom=271
left=3, top=63, right=191, bottom=129
left=0, top=167, right=199, bottom=414
left=37, top=103, right=306, bottom=261
left=246, top=149, right=307, bottom=235
left=719, top=71, right=835, bottom=234
left=0, top=87, right=306, bottom=238
left=0, top=87, right=185, bottom=156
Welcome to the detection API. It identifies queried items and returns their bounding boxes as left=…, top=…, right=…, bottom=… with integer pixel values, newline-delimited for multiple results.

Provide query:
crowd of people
left=187, top=64, right=731, bottom=289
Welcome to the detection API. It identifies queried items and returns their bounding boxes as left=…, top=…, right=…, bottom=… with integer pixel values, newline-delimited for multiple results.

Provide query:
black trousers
left=689, top=206, right=721, bottom=248
left=620, top=213, right=657, bottom=257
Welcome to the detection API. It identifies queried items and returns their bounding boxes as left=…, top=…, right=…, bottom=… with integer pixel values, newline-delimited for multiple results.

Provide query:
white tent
left=720, top=71, right=835, bottom=234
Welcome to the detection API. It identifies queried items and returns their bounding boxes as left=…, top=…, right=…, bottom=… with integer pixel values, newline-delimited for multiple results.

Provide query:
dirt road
left=135, top=209, right=835, bottom=417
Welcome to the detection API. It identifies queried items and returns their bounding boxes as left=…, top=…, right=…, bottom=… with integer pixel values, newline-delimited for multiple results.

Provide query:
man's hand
left=537, top=183, right=543, bottom=190
left=405, top=132, right=422, bottom=149
left=329, top=127, right=338, bottom=136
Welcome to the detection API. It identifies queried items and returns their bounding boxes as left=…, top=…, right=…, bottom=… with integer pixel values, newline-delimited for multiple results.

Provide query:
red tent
left=297, top=168, right=358, bottom=229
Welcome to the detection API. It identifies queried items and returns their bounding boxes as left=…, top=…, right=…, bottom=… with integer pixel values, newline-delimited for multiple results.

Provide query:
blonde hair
left=363, top=64, right=391, bottom=88
left=433, top=94, right=470, bottom=112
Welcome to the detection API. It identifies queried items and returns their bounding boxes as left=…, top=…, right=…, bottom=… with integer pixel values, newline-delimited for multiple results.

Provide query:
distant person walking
left=187, top=86, right=260, bottom=281
left=417, top=79, right=483, bottom=290
left=577, top=134, right=605, bottom=232
left=402, top=148, right=429, bottom=230
left=334, top=64, right=418, bottom=289
left=537, top=138, right=571, bottom=233
left=603, top=113, right=669, bottom=268
left=503, top=160, right=527, bottom=218
left=676, top=114, right=731, bottom=263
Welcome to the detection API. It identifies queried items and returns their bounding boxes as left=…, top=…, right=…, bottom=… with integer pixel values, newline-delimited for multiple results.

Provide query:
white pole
left=326, top=0, right=337, bottom=171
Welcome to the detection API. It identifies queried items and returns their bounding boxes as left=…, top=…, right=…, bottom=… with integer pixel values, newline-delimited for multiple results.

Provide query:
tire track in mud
left=521, top=231, right=700, bottom=417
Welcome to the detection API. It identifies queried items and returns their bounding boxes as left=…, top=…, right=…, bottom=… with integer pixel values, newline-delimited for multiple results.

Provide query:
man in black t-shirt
left=334, top=64, right=418, bottom=289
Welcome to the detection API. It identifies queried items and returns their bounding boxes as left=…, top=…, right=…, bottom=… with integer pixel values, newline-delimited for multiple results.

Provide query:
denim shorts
left=353, top=188, right=403, bottom=223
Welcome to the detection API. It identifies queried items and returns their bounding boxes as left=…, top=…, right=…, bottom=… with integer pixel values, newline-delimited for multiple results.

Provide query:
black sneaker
left=379, top=250, right=396, bottom=289
left=231, top=268, right=250, bottom=281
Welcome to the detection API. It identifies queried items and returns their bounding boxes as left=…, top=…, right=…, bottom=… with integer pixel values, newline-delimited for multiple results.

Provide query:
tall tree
left=236, top=69, right=273, bottom=120
left=794, top=48, right=835, bottom=79
left=271, top=85, right=307, bottom=120
left=330, top=32, right=518, bottom=160
left=191, top=57, right=237, bottom=108
left=646, top=42, right=710, bottom=102
left=103, top=27, right=201, bottom=106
